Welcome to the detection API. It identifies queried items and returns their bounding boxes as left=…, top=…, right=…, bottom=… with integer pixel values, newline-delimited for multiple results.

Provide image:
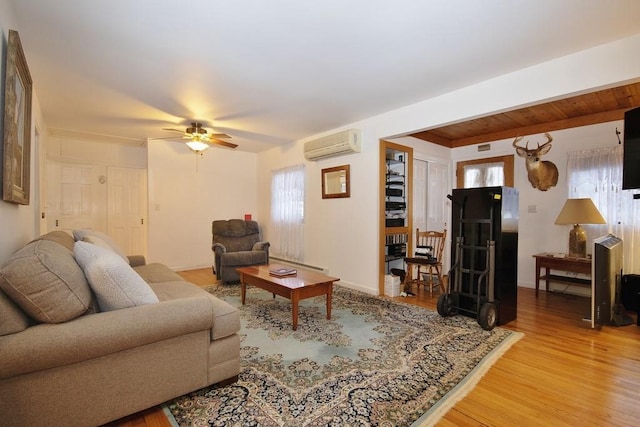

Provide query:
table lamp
left=554, top=198, right=606, bottom=258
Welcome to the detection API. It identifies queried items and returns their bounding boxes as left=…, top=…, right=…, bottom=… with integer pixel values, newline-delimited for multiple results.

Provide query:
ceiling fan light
left=185, top=140, right=210, bottom=153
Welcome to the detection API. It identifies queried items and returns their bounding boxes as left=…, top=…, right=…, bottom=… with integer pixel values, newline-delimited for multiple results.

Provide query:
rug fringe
left=161, top=404, right=180, bottom=427
left=412, top=331, right=524, bottom=426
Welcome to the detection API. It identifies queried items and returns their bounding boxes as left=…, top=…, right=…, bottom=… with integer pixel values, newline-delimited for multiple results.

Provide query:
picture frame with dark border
left=3, top=29, right=33, bottom=205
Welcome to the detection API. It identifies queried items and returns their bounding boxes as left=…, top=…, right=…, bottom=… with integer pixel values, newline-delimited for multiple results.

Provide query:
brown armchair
left=211, top=219, right=270, bottom=284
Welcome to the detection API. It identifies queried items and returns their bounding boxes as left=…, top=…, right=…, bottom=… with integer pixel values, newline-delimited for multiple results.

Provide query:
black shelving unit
left=385, top=155, right=407, bottom=228
left=385, top=233, right=407, bottom=263
left=384, top=148, right=408, bottom=274
left=380, top=141, right=412, bottom=294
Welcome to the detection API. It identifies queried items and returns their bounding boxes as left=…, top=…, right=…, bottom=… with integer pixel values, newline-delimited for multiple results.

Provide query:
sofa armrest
left=211, top=243, right=227, bottom=279
left=252, top=241, right=270, bottom=252
left=212, top=243, right=226, bottom=255
left=0, top=296, right=215, bottom=379
left=127, top=254, right=146, bottom=267
left=252, top=241, right=270, bottom=263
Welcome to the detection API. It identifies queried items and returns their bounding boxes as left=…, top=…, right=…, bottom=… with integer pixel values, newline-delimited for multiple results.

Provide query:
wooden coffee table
left=236, top=264, right=339, bottom=330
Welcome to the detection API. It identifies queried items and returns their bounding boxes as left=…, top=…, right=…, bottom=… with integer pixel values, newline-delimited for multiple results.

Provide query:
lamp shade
left=554, top=198, right=606, bottom=258
left=185, top=140, right=210, bottom=154
left=554, top=198, right=606, bottom=225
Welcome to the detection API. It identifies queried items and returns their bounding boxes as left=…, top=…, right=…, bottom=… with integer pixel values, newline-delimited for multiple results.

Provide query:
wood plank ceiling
left=410, top=82, right=640, bottom=148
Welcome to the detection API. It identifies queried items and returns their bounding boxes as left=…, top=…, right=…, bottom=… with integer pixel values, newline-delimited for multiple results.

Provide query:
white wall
left=147, top=141, right=258, bottom=271
left=451, top=121, right=624, bottom=294
left=0, top=1, right=47, bottom=263
left=47, top=138, right=147, bottom=168
left=256, top=128, right=380, bottom=294
left=257, top=34, right=640, bottom=295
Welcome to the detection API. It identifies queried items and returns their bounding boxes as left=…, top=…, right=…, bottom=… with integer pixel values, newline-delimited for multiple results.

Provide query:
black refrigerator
left=449, top=186, right=518, bottom=325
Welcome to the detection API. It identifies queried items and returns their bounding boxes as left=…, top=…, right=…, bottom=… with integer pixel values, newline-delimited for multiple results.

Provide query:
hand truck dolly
left=437, top=193, right=499, bottom=330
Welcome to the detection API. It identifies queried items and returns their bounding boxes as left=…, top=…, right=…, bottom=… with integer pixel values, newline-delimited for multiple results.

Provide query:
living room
left=1, top=2, right=639, bottom=293
left=0, top=6, right=640, bottom=292
left=1, top=1, right=640, bottom=425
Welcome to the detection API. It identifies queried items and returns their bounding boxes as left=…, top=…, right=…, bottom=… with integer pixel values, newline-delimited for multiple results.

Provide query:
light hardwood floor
left=108, top=268, right=640, bottom=426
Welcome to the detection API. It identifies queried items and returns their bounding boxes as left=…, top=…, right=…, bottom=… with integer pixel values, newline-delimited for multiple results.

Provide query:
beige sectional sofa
left=0, top=231, right=240, bottom=426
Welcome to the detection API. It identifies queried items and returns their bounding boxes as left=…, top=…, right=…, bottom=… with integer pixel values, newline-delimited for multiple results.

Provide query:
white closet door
left=427, top=161, right=448, bottom=232
left=107, top=166, right=147, bottom=257
left=413, top=159, right=449, bottom=232
left=46, top=162, right=147, bottom=257
left=47, top=161, right=107, bottom=233
left=413, top=159, right=428, bottom=236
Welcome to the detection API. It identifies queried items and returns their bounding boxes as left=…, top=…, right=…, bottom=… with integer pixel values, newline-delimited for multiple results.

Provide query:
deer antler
left=512, top=135, right=530, bottom=150
left=537, top=132, right=553, bottom=149
left=512, top=136, right=523, bottom=148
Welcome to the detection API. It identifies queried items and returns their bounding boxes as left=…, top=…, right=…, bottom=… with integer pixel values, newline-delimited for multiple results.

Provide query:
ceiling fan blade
left=162, top=128, right=186, bottom=133
left=208, top=132, right=232, bottom=139
left=210, top=139, right=238, bottom=149
left=150, top=136, right=183, bottom=140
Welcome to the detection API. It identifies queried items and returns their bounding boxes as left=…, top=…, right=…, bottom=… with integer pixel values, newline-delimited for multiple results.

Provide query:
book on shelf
left=269, top=267, right=297, bottom=277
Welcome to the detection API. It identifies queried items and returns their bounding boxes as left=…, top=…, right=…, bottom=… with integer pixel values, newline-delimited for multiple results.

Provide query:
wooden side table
left=533, top=253, right=592, bottom=296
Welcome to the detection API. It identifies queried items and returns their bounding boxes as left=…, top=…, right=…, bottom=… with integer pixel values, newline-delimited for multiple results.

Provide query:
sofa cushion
left=0, top=240, right=94, bottom=323
left=150, top=281, right=240, bottom=340
left=0, top=288, right=31, bottom=335
left=133, top=263, right=185, bottom=283
left=73, top=229, right=128, bottom=262
left=213, top=219, right=259, bottom=237
left=212, top=219, right=261, bottom=252
left=221, top=250, right=268, bottom=267
left=73, top=241, right=159, bottom=311
left=127, top=254, right=146, bottom=267
left=81, top=234, right=118, bottom=252
left=36, top=230, right=76, bottom=252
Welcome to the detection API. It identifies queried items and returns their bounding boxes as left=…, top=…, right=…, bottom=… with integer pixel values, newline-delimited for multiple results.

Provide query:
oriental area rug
left=166, top=285, right=522, bottom=426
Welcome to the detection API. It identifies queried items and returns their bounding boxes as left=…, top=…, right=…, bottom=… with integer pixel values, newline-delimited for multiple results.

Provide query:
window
left=567, top=146, right=640, bottom=272
left=456, top=155, right=514, bottom=188
left=270, top=164, right=305, bottom=261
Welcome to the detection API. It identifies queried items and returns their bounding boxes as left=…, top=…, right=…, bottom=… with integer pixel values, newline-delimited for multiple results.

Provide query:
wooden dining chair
left=404, top=229, right=447, bottom=296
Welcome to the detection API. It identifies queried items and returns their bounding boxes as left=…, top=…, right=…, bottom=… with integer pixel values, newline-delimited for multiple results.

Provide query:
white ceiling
left=10, top=0, right=640, bottom=152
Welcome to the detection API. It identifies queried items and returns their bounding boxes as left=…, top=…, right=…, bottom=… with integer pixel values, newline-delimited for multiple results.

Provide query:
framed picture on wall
left=3, top=29, right=33, bottom=205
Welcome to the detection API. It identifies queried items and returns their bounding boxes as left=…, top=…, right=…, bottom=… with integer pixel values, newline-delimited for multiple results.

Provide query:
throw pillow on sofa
left=81, top=235, right=122, bottom=256
left=73, top=241, right=159, bottom=311
left=72, top=229, right=128, bottom=262
left=0, top=240, right=94, bottom=323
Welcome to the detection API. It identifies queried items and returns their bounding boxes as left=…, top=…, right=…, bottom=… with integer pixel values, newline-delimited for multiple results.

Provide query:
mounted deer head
left=512, top=133, right=559, bottom=191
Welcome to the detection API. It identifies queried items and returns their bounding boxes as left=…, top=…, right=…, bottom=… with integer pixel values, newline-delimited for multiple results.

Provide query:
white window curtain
left=464, top=161, right=504, bottom=188
left=567, top=146, right=640, bottom=273
left=270, top=164, right=305, bottom=262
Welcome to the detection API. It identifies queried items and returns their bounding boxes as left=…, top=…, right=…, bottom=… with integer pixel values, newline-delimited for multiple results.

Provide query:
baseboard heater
left=269, top=256, right=329, bottom=275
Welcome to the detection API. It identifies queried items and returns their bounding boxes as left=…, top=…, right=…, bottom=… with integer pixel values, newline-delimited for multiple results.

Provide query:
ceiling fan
left=161, top=122, right=238, bottom=154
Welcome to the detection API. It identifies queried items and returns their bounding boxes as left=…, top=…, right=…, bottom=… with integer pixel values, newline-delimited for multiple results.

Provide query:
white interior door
left=47, top=161, right=107, bottom=233
left=427, top=161, right=448, bottom=231
left=413, top=159, right=428, bottom=238
left=47, top=162, right=148, bottom=257
left=414, top=159, right=449, bottom=248
left=35, top=127, right=48, bottom=235
left=107, top=166, right=148, bottom=257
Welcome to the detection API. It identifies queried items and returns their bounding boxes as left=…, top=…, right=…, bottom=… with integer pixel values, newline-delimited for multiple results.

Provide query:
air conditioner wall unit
left=304, top=129, right=361, bottom=161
